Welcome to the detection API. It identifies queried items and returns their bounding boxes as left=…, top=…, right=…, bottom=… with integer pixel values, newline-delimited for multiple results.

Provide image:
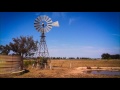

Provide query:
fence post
left=44, top=63, right=46, bottom=69
left=37, top=63, right=40, bottom=69
left=70, top=63, right=72, bottom=68
left=50, top=63, right=52, bottom=70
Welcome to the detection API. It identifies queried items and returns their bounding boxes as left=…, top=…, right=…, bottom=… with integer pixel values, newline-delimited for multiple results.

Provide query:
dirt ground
left=0, top=60, right=120, bottom=78
left=1, top=66, right=120, bottom=78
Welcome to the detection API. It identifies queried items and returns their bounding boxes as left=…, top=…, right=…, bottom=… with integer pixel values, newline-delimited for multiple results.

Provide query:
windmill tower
left=34, top=15, right=59, bottom=59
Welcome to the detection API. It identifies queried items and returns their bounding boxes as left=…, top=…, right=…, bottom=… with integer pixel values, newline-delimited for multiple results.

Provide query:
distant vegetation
left=50, top=57, right=94, bottom=60
left=101, top=53, right=120, bottom=59
left=24, top=57, right=97, bottom=60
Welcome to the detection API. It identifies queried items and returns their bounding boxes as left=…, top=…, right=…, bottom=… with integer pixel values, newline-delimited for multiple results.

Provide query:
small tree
left=101, top=53, right=110, bottom=59
left=36, top=57, right=48, bottom=69
left=9, top=36, right=38, bottom=69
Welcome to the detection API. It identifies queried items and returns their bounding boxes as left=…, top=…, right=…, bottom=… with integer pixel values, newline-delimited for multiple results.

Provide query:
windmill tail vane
left=52, top=21, right=59, bottom=27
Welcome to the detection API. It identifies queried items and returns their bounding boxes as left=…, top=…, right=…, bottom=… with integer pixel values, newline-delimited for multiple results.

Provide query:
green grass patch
left=23, top=60, right=35, bottom=68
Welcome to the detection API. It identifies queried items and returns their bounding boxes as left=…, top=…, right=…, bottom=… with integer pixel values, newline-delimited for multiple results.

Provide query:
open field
left=49, top=59, right=120, bottom=67
left=0, top=59, right=120, bottom=78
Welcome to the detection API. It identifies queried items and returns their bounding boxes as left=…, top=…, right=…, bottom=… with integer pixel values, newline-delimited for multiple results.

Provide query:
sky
left=0, top=12, right=120, bottom=58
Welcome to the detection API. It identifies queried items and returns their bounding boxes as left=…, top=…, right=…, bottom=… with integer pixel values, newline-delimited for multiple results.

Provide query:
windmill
left=34, top=15, right=59, bottom=64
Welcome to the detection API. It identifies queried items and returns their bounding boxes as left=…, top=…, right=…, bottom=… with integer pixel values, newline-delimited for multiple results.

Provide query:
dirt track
left=1, top=67, right=120, bottom=78
left=10, top=66, right=120, bottom=78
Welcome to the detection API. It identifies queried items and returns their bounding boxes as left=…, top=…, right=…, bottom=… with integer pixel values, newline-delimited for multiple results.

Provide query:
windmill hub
left=42, top=23, right=44, bottom=27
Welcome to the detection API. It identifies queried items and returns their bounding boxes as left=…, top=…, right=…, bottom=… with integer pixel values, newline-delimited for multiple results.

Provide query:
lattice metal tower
left=34, top=15, right=59, bottom=58
left=36, top=23, right=49, bottom=58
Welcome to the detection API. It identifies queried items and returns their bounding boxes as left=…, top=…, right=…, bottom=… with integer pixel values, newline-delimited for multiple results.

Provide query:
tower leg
left=34, top=32, right=49, bottom=69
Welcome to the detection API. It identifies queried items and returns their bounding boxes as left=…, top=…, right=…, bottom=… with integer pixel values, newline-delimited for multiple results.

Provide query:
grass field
left=23, top=59, right=120, bottom=67
left=0, top=59, right=120, bottom=78
left=49, top=59, right=120, bottom=67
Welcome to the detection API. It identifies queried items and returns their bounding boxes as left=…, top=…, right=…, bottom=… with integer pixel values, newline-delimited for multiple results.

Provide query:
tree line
left=101, top=53, right=120, bottom=59
left=25, top=57, right=94, bottom=60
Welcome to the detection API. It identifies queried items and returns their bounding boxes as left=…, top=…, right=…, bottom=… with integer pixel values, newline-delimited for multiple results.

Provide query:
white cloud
left=69, top=18, right=76, bottom=25
left=68, top=17, right=81, bottom=25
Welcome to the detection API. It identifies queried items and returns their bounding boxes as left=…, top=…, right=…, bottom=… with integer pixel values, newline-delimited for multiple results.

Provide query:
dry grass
left=13, top=66, right=120, bottom=78
left=50, top=59, right=120, bottom=68
left=0, top=59, right=120, bottom=78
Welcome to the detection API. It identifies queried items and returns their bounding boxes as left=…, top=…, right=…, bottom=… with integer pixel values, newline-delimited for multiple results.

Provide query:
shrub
left=24, top=60, right=35, bottom=68
left=87, top=66, right=91, bottom=69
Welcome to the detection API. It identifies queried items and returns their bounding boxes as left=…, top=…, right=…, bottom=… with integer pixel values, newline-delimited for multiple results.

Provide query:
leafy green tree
left=101, top=53, right=110, bottom=59
left=9, top=36, right=38, bottom=57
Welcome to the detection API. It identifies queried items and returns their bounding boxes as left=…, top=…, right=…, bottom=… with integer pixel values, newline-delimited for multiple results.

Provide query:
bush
left=23, top=57, right=49, bottom=69
left=36, top=57, right=49, bottom=68
left=87, top=66, right=91, bottom=69
left=24, top=60, right=35, bottom=68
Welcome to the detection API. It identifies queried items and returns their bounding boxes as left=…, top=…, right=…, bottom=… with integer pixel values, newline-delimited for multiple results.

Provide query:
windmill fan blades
left=34, top=15, right=59, bottom=33
left=52, top=21, right=59, bottom=27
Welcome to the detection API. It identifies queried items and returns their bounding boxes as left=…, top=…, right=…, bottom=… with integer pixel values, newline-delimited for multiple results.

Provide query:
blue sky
left=0, top=12, right=120, bottom=58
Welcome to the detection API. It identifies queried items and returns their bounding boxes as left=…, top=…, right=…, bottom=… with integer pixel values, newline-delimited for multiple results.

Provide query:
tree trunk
left=20, top=54, right=23, bottom=70
left=21, top=57, right=23, bottom=70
